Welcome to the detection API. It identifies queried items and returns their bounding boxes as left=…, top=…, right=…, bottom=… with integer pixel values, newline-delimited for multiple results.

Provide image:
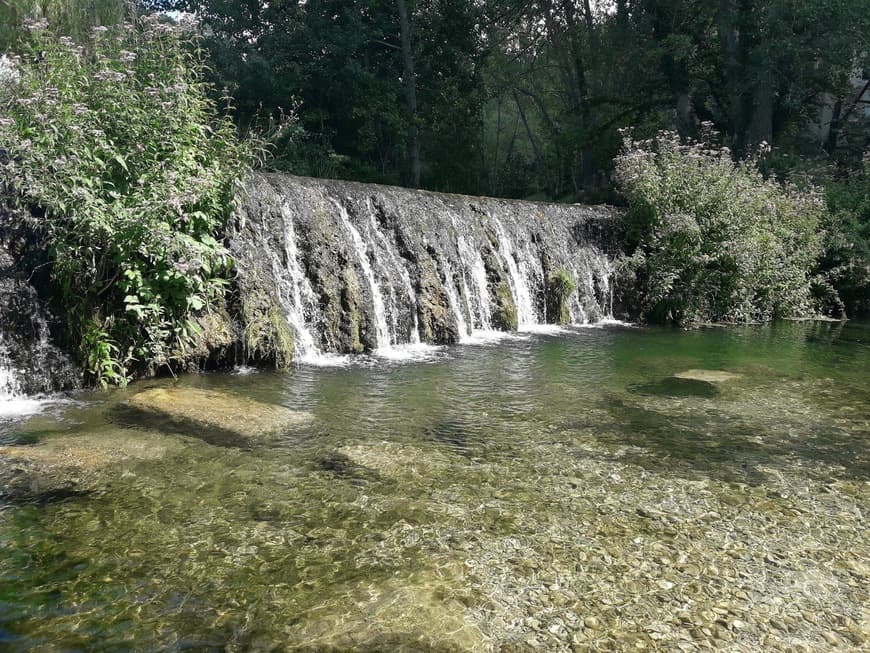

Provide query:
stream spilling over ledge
left=231, top=174, right=623, bottom=364
left=0, top=177, right=867, bottom=652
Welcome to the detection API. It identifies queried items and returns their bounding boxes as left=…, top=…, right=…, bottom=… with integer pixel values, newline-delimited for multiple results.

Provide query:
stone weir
left=231, top=173, right=624, bottom=361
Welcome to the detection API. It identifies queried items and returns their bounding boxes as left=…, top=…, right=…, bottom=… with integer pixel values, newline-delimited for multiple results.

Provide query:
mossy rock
left=545, top=268, right=576, bottom=325
left=126, top=387, right=313, bottom=446
left=416, top=256, right=458, bottom=344
left=492, top=282, right=518, bottom=331
left=341, top=264, right=366, bottom=354
left=242, top=296, right=295, bottom=368
left=175, top=307, right=236, bottom=369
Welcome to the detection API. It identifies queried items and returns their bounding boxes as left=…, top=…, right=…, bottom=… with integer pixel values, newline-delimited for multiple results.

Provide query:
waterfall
left=0, top=338, right=22, bottom=400
left=0, top=327, right=77, bottom=413
left=0, top=232, right=79, bottom=403
left=440, top=260, right=470, bottom=341
left=491, top=217, right=538, bottom=327
left=274, top=203, right=322, bottom=360
left=232, top=173, right=623, bottom=362
left=334, top=201, right=393, bottom=349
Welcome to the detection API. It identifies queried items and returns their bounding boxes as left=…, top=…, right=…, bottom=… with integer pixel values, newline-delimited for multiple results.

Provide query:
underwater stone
left=674, top=370, right=741, bottom=383
left=0, top=430, right=183, bottom=501
left=336, top=441, right=456, bottom=478
left=127, top=387, right=313, bottom=445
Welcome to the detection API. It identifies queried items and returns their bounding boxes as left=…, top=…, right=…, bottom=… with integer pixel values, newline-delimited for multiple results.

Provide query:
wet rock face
left=0, top=205, right=79, bottom=395
left=231, top=173, right=623, bottom=359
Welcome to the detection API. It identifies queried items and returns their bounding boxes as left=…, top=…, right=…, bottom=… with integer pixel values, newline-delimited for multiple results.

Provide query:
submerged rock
left=674, top=369, right=741, bottom=383
left=126, top=387, right=313, bottom=446
left=290, top=580, right=487, bottom=652
left=337, top=441, right=456, bottom=479
left=0, top=430, right=182, bottom=502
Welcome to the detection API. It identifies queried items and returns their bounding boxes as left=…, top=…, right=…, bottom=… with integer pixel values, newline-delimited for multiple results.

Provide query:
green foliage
left=614, top=130, right=826, bottom=324
left=818, top=174, right=870, bottom=317
left=546, top=269, right=576, bottom=325
left=0, top=0, right=129, bottom=50
left=147, top=0, right=486, bottom=192
left=0, top=16, right=251, bottom=384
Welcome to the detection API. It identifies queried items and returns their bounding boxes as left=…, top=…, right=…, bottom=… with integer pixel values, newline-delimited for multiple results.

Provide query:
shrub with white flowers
left=0, top=16, right=253, bottom=385
left=614, top=127, right=826, bottom=324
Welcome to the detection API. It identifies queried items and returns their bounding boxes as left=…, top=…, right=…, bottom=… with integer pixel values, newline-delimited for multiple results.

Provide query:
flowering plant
left=614, top=127, right=826, bottom=324
left=0, top=16, right=251, bottom=384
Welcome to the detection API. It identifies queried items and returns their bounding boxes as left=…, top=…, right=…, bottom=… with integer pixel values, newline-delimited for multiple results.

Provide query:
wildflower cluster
left=0, top=17, right=252, bottom=385
left=614, top=129, right=826, bottom=324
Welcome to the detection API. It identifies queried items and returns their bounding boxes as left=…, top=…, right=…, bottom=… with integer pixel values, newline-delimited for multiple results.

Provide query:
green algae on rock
left=546, top=269, right=577, bottom=325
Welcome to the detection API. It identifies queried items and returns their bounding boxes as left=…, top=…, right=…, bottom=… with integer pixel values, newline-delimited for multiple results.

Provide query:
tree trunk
left=513, top=89, right=549, bottom=191
left=396, top=0, right=421, bottom=187
left=717, top=0, right=744, bottom=153
left=824, top=98, right=843, bottom=154
left=675, top=92, right=694, bottom=137
left=581, top=0, right=600, bottom=92
left=616, top=0, right=629, bottom=32
left=745, top=66, right=774, bottom=150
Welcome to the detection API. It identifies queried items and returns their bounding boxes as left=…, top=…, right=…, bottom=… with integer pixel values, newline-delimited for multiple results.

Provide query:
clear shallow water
left=0, top=321, right=868, bottom=651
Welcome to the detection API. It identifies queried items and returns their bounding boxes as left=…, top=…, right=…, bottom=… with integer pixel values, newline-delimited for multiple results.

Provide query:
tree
left=396, top=0, right=420, bottom=187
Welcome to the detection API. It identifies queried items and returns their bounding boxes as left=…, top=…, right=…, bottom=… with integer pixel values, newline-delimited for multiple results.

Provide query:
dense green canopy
left=137, top=0, right=868, bottom=200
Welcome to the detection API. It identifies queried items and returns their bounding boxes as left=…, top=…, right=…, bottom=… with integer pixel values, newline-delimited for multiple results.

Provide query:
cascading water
left=491, top=217, right=537, bottom=328
left=0, top=338, right=22, bottom=400
left=274, top=204, right=322, bottom=360
left=0, top=222, right=79, bottom=407
left=451, top=213, right=493, bottom=332
left=440, top=260, right=470, bottom=342
left=365, top=200, right=422, bottom=348
left=232, top=173, right=624, bottom=362
left=334, top=201, right=393, bottom=350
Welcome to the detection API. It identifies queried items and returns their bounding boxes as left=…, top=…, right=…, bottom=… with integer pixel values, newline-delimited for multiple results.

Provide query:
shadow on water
left=420, top=418, right=473, bottom=454
left=629, top=377, right=719, bottom=398
left=597, top=393, right=870, bottom=484
left=107, top=404, right=257, bottom=449
left=314, top=451, right=383, bottom=484
left=293, top=637, right=467, bottom=653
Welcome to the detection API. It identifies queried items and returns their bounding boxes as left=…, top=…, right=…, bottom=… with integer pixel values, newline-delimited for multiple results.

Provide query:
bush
left=817, top=173, right=869, bottom=317
left=614, top=129, right=826, bottom=324
left=0, top=16, right=252, bottom=385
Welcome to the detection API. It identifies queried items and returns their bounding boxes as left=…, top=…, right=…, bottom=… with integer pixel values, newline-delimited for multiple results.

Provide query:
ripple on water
left=0, top=321, right=867, bottom=652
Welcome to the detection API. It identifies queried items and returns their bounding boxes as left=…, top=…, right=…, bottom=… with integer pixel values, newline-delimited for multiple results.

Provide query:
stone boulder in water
left=336, top=440, right=455, bottom=479
left=125, top=387, right=313, bottom=446
left=0, top=430, right=183, bottom=502
left=673, top=369, right=741, bottom=383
